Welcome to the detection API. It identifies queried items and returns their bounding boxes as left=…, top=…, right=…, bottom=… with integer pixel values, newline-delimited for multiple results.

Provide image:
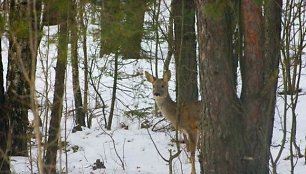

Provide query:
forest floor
left=10, top=81, right=306, bottom=174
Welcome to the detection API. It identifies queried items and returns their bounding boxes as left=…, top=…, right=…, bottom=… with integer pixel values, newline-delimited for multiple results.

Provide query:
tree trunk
left=0, top=39, right=11, bottom=174
left=44, top=22, right=68, bottom=174
left=196, top=0, right=281, bottom=173
left=173, top=0, right=198, bottom=102
left=197, top=1, right=245, bottom=173
left=80, top=4, right=90, bottom=128
left=264, top=0, right=282, bottom=143
left=106, top=52, right=119, bottom=130
left=7, top=0, right=42, bottom=156
left=240, top=0, right=280, bottom=172
left=71, top=1, right=85, bottom=127
left=7, top=1, right=31, bottom=156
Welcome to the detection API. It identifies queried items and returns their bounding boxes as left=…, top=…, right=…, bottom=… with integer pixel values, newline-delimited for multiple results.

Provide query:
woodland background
left=0, top=0, right=305, bottom=173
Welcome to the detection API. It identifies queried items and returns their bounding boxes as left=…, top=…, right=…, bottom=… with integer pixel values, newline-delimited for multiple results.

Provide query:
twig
left=99, top=126, right=125, bottom=170
left=146, top=128, right=169, bottom=162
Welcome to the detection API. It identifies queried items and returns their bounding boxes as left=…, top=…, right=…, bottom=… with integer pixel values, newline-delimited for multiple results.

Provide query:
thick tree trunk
left=173, top=0, right=198, bottom=102
left=196, top=0, right=281, bottom=173
left=240, top=0, right=267, bottom=171
left=0, top=40, right=11, bottom=174
left=7, top=1, right=30, bottom=156
left=240, top=0, right=281, bottom=172
left=264, top=0, right=282, bottom=143
left=196, top=1, right=245, bottom=173
left=7, top=38, right=31, bottom=156
left=44, top=22, right=68, bottom=174
left=7, top=0, right=42, bottom=156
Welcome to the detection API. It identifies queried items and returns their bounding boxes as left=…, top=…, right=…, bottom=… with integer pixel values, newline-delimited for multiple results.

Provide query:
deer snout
left=154, top=92, right=161, bottom=96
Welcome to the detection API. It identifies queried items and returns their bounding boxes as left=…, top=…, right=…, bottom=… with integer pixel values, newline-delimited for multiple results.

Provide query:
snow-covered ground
left=8, top=59, right=306, bottom=174
left=11, top=116, right=200, bottom=174
left=3, top=2, right=306, bottom=173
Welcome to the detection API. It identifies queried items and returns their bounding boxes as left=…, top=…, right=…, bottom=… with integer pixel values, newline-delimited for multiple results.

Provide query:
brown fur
left=145, top=70, right=201, bottom=174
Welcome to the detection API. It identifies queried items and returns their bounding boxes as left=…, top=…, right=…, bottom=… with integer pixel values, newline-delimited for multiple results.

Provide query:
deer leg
left=183, top=133, right=190, bottom=152
left=187, top=131, right=198, bottom=174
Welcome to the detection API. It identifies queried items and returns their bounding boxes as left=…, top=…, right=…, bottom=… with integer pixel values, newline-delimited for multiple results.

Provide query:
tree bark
left=106, top=52, right=119, bottom=130
left=197, top=1, right=245, bottom=173
left=196, top=0, right=281, bottom=173
left=71, top=1, right=85, bottom=127
left=173, top=0, right=198, bottom=102
left=7, top=37, right=30, bottom=156
left=44, top=22, right=68, bottom=174
left=264, top=0, right=282, bottom=144
left=7, top=0, right=42, bottom=156
left=240, top=0, right=280, bottom=172
left=79, top=1, right=90, bottom=128
left=0, top=38, right=11, bottom=174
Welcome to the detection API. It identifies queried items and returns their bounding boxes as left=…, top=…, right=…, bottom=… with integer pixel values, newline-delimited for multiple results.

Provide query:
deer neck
left=155, top=95, right=177, bottom=122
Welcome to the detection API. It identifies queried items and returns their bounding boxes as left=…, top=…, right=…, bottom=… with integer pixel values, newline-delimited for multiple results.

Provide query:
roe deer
left=145, top=70, right=201, bottom=174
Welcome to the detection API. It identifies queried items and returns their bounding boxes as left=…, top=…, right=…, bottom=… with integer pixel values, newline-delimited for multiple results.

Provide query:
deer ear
left=145, top=71, right=156, bottom=83
left=163, top=70, right=171, bottom=82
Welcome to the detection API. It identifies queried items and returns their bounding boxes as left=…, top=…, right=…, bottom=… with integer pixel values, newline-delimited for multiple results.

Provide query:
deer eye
left=161, top=85, right=164, bottom=88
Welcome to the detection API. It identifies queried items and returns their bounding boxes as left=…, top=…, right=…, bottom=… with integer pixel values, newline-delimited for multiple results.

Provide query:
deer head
left=144, top=70, right=171, bottom=99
